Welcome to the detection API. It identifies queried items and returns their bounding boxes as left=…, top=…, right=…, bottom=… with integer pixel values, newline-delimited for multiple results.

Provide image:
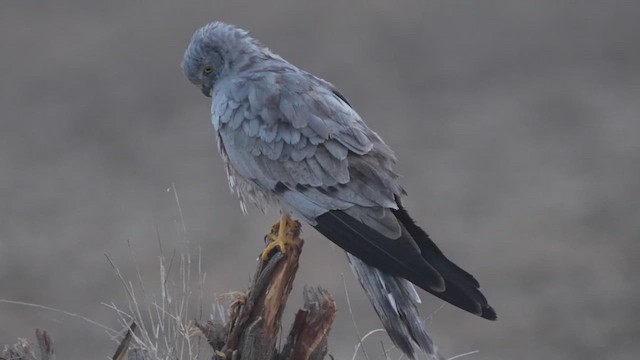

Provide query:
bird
left=181, top=22, right=496, bottom=358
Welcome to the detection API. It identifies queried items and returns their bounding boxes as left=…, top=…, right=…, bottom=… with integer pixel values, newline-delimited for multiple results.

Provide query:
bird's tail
left=348, top=254, right=442, bottom=359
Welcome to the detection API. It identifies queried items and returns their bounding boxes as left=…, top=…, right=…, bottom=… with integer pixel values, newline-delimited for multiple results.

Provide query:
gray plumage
left=348, top=254, right=440, bottom=358
left=182, top=22, right=496, bottom=359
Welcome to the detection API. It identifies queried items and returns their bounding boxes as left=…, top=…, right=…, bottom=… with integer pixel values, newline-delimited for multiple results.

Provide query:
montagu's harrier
left=182, top=22, right=496, bottom=358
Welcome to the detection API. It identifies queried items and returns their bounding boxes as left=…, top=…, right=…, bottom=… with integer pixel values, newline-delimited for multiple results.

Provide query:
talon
left=261, top=214, right=300, bottom=261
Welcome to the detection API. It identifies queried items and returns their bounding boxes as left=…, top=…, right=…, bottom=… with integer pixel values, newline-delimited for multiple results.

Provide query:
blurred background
left=1, top=1, right=639, bottom=359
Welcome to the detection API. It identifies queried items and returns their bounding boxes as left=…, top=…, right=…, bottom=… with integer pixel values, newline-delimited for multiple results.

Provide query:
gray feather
left=344, top=206, right=402, bottom=239
left=258, top=123, right=278, bottom=143
left=228, top=104, right=247, bottom=130
left=303, top=112, right=330, bottom=139
left=348, top=255, right=441, bottom=359
left=323, top=139, right=349, bottom=160
left=305, top=157, right=329, bottom=186
left=314, top=146, right=349, bottom=184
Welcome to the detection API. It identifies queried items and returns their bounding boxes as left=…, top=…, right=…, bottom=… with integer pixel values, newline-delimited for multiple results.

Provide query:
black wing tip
left=482, top=305, right=498, bottom=321
left=393, top=203, right=498, bottom=321
left=314, top=210, right=445, bottom=292
left=315, top=207, right=499, bottom=322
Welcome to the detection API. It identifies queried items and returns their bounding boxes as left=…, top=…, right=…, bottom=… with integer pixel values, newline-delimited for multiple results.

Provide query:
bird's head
left=181, top=22, right=260, bottom=97
left=181, top=23, right=228, bottom=97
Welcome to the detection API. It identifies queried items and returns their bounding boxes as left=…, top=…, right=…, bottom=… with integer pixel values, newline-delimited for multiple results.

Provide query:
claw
left=261, top=214, right=300, bottom=261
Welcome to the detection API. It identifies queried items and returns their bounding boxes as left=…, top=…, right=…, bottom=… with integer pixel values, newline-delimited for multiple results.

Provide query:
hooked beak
left=199, top=83, right=212, bottom=97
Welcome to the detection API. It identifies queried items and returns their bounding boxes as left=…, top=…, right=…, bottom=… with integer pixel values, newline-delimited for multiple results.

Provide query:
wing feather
left=324, top=139, right=349, bottom=160
left=228, top=104, right=246, bottom=130
left=214, top=68, right=402, bottom=228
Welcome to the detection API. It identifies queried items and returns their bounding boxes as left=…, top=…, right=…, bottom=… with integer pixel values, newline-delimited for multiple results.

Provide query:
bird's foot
left=261, top=214, right=301, bottom=261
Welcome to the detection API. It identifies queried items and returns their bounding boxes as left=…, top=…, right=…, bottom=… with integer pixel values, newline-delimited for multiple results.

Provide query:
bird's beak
left=200, top=83, right=212, bottom=97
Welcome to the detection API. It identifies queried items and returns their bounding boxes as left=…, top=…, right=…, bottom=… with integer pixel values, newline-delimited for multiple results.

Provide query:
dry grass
left=101, top=184, right=219, bottom=359
left=103, top=245, right=213, bottom=359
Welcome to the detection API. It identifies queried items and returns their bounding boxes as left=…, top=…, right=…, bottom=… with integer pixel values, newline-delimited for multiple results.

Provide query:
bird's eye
left=203, top=66, right=213, bottom=75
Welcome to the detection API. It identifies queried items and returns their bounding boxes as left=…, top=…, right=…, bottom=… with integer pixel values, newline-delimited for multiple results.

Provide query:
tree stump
left=198, top=221, right=337, bottom=360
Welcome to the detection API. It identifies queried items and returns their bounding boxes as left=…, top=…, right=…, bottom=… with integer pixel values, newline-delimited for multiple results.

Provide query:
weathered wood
left=112, top=322, right=137, bottom=360
left=199, top=219, right=337, bottom=360
left=278, top=286, right=336, bottom=360
left=219, top=245, right=300, bottom=359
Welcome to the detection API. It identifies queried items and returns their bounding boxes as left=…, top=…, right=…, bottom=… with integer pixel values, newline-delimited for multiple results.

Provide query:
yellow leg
left=261, top=213, right=300, bottom=261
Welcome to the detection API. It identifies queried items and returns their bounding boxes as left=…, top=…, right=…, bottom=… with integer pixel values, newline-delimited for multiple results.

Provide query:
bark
left=199, top=222, right=337, bottom=360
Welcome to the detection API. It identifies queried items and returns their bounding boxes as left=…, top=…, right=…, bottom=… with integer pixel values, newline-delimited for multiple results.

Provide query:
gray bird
left=182, top=22, right=496, bottom=358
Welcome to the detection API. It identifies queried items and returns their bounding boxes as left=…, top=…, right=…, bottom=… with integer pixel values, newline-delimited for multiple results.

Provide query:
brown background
left=1, top=1, right=638, bottom=359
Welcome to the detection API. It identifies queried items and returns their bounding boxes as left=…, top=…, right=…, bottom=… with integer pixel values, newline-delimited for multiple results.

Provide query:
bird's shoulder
left=211, top=64, right=378, bottom=159
left=214, top=65, right=351, bottom=123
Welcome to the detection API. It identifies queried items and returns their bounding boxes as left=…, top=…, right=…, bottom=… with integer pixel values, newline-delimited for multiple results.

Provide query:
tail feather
left=348, top=254, right=437, bottom=358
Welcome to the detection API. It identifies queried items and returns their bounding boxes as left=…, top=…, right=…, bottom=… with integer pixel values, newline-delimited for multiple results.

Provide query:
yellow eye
left=203, top=66, right=213, bottom=75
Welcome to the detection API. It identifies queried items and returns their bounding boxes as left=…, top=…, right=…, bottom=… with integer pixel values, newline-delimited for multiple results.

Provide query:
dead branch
left=111, top=322, right=137, bottom=360
left=198, top=222, right=337, bottom=360
left=278, top=286, right=336, bottom=360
